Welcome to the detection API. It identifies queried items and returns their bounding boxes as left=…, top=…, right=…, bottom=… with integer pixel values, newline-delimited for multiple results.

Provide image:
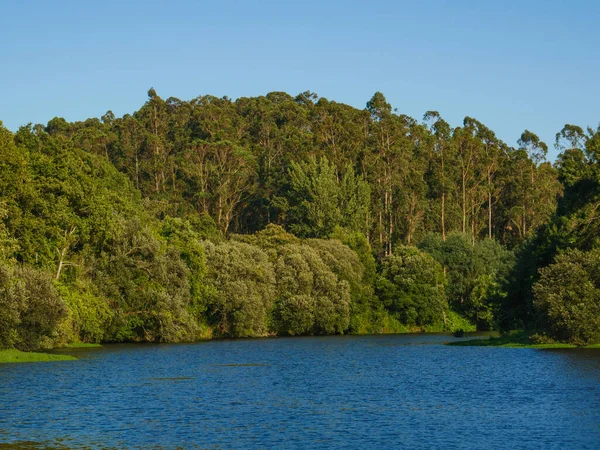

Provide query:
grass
left=62, top=342, right=102, bottom=348
left=448, top=331, right=600, bottom=349
left=0, top=349, right=77, bottom=364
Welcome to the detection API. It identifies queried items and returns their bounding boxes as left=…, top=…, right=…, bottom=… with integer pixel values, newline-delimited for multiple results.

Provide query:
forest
left=0, top=89, right=599, bottom=350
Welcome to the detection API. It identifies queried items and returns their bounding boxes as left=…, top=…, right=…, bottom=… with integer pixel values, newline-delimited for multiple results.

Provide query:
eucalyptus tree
left=365, top=92, right=419, bottom=255
left=287, top=157, right=370, bottom=238
left=398, top=118, right=430, bottom=245
left=452, top=118, right=484, bottom=236
left=134, top=88, right=173, bottom=194
left=423, top=111, right=453, bottom=240
left=516, top=130, right=548, bottom=237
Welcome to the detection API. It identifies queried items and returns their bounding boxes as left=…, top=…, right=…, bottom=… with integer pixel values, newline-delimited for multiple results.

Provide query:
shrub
left=533, top=248, right=600, bottom=345
left=376, top=245, right=447, bottom=327
left=0, top=263, right=67, bottom=350
left=274, top=244, right=350, bottom=335
left=203, top=241, right=276, bottom=337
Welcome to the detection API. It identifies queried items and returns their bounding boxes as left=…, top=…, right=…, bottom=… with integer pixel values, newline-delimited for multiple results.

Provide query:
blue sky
left=1, top=0, right=599, bottom=160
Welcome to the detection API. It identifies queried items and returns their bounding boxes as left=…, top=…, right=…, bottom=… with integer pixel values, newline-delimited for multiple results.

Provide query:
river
left=1, top=334, right=599, bottom=449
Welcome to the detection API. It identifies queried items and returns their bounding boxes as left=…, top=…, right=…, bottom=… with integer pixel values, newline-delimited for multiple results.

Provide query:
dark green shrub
left=533, top=248, right=600, bottom=345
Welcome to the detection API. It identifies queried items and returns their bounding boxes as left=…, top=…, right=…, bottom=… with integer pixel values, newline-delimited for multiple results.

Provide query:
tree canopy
left=0, top=91, right=598, bottom=348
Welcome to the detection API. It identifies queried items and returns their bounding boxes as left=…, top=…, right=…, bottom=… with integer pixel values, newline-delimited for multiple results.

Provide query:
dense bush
left=376, top=246, right=447, bottom=327
left=203, top=241, right=276, bottom=337
left=274, top=244, right=351, bottom=335
left=533, top=248, right=600, bottom=345
left=418, top=233, right=513, bottom=328
left=95, top=219, right=198, bottom=342
left=0, top=264, right=66, bottom=350
left=57, top=280, right=112, bottom=343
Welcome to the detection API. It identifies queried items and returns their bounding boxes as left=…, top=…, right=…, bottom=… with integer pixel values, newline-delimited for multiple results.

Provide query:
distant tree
left=287, top=157, right=369, bottom=237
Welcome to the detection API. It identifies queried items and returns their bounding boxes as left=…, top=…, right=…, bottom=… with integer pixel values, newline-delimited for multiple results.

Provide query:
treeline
left=0, top=90, right=598, bottom=348
left=50, top=89, right=562, bottom=249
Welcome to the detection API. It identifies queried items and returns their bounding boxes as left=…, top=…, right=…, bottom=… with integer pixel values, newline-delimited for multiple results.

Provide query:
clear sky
left=1, top=0, right=599, bottom=160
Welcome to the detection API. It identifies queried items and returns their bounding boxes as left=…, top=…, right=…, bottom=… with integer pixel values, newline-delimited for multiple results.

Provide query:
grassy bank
left=61, top=342, right=102, bottom=348
left=448, top=331, right=600, bottom=348
left=0, top=349, right=77, bottom=363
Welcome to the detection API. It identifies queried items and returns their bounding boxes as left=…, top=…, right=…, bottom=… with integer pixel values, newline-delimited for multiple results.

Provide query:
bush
left=274, top=244, right=350, bottom=335
left=203, top=241, right=276, bottom=337
left=376, top=245, right=447, bottom=327
left=533, top=248, right=600, bottom=345
left=0, top=263, right=66, bottom=350
left=57, top=280, right=112, bottom=343
left=96, top=219, right=198, bottom=342
left=418, top=233, right=514, bottom=329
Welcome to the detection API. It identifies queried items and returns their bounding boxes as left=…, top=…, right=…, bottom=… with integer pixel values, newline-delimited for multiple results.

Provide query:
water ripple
left=0, top=335, right=599, bottom=449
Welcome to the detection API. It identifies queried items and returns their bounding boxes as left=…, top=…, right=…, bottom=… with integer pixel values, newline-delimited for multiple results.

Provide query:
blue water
left=1, top=334, right=599, bottom=449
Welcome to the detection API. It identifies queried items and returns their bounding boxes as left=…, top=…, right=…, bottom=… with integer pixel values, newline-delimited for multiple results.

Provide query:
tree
left=418, top=233, right=514, bottom=328
left=0, top=263, right=67, bottom=350
left=96, top=219, right=198, bottom=343
left=376, top=245, right=447, bottom=327
left=287, top=157, right=369, bottom=237
left=424, top=111, right=453, bottom=240
left=533, top=248, right=600, bottom=345
left=274, top=244, right=350, bottom=335
left=203, top=241, right=275, bottom=337
left=515, top=130, right=550, bottom=237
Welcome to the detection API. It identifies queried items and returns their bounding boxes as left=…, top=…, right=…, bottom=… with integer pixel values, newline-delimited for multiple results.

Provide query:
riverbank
left=448, top=331, right=600, bottom=348
left=0, top=349, right=77, bottom=363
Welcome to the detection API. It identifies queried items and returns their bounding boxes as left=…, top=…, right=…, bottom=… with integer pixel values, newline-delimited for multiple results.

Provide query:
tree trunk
left=488, top=191, right=492, bottom=239
left=462, top=172, right=467, bottom=234
left=441, top=192, right=446, bottom=241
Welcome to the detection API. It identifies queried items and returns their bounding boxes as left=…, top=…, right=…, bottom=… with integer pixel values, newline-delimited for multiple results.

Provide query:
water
left=1, top=334, right=599, bottom=449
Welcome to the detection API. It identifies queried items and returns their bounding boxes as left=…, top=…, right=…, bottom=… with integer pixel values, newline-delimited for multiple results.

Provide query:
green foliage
left=503, top=126, right=600, bottom=330
left=56, top=280, right=112, bottom=343
left=274, top=244, right=350, bottom=335
left=203, top=241, right=276, bottom=337
left=0, top=201, right=17, bottom=261
left=0, top=263, right=66, bottom=350
left=330, top=227, right=377, bottom=285
left=288, top=157, right=370, bottom=237
left=376, top=246, right=447, bottom=327
left=443, top=310, right=477, bottom=333
left=304, top=238, right=363, bottom=294
left=0, top=265, right=20, bottom=349
left=160, top=216, right=208, bottom=318
left=533, top=248, right=600, bottom=345
left=231, top=223, right=300, bottom=261
left=95, top=219, right=198, bottom=343
left=418, top=233, right=514, bottom=329
left=1, top=93, right=596, bottom=345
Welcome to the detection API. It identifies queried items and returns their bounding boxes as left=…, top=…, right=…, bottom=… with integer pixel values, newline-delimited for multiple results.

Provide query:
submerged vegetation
left=0, top=90, right=598, bottom=354
left=449, top=331, right=600, bottom=349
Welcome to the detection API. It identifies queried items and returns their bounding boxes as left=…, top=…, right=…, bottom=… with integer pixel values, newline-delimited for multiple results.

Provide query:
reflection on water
left=1, top=334, right=599, bottom=449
